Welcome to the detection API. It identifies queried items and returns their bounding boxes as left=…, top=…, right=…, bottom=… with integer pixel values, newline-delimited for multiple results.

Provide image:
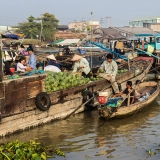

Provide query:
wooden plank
left=0, top=49, right=2, bottom=82
left=0, top=83, right=4, bottom=98
left=27, top=81, right=41, bottom=98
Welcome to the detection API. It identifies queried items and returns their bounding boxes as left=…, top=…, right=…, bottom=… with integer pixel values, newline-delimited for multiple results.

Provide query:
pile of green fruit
left=44, top=71, right=90, bottom=93
left=90, top=76, right=101, bottom=81
left=117, top=69, right=128, bottom=74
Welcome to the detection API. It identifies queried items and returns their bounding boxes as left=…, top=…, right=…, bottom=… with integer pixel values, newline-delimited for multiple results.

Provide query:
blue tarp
left=1, top=34, right=19, bottom=40
left=78, top=48, right=86, bottom=54
left=5, top=34, right=19, bottom=40
left=104, top=97, right=123, bottom=107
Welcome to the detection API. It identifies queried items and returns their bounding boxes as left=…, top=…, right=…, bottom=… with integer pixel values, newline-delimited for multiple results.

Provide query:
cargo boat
left=0, top=57, right=153, bottom=137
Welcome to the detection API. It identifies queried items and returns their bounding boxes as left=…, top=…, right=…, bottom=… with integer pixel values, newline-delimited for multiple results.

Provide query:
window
left=156, top=37, right=160, bottom=43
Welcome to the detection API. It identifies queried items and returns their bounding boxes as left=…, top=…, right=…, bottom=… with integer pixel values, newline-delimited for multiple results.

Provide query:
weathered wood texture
left=2, top=75, right=46, bottom=117
left=0, top=60, right=152, bottom=137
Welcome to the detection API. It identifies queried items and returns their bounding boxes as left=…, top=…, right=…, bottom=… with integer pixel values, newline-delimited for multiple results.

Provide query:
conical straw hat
left=47, top=54, right=56, bottom=61
left=71, top=55, right=82, bottom=61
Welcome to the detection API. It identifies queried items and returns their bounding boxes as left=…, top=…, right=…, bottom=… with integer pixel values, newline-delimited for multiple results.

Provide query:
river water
left=1, top=96, right=160, bottom=160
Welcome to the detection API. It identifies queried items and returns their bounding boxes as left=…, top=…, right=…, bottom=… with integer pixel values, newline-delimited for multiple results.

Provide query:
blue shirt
left=48, top=60, right=60, bottom=69
left=28, top=54, right=36, bottom=69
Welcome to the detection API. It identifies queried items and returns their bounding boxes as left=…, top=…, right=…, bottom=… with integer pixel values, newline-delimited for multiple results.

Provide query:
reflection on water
left=1, top=97, right=160, bottom=160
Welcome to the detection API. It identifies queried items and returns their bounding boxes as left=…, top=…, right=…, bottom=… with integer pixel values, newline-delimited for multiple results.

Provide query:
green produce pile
left=117, top=69, right=128, bottom=74
left=0, top=139, right=65, bottom=160
left=90, top=76, right=101, bottom=81
left=45, top=71, right=90, bottom=93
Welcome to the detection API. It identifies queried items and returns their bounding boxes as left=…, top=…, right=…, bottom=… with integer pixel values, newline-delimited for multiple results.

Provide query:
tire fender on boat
left=82, top=90, right=94, bottom=108
left=35, top=92, right=51, bottom=111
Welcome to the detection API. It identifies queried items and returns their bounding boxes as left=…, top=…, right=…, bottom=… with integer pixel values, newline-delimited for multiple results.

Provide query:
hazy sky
left=0, top=0, right=160, bottom=27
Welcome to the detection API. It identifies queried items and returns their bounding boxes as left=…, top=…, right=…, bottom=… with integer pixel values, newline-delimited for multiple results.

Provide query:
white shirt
left=44, top=65, right=61, bottom=72
left=17, top=62, right=27, bottom=72
left=73, top=58, right=90, bottom=75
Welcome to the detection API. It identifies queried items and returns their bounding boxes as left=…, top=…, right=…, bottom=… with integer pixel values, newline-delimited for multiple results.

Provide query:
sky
left=0, top=0, right=160, bottom=27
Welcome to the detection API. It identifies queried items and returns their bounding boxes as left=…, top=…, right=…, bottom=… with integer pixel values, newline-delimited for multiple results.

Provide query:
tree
left=15, top=15, right=40, bottom=39
left=40, top=13, right=59, bottom=42
left=15, top=13, right=59, bottom=42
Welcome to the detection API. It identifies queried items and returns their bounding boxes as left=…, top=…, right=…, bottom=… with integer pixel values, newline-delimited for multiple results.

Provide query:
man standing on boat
left=99, top=53, right=119, bottom=94
left=71, top=55, right=91, bottom=78
left=28, top=48, right=36, bottom=70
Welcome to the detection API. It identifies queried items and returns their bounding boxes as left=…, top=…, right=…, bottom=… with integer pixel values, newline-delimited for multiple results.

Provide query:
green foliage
left=15, top=15, right=40, bottom=39
left=41, top=13, right=59, bottom=42
left=15, top=13, right=59, bottom=41
left=0, top=139, right=65, bottom=160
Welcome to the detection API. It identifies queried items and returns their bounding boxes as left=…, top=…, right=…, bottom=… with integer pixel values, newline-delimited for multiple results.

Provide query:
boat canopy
left=56, top=39, right=80, bottom=46
left=135, top=34, right=160, bottom=37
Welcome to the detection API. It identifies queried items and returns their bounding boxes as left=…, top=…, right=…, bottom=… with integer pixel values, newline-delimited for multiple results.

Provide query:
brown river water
left=1, top=96, right=160, bottom=160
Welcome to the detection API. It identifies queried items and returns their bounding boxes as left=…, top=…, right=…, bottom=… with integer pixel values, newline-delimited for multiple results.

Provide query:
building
left=68, top=21, right=100, bottom=33
left=56, top=25, right=68, bottom=32
left=93, top=28, right=125, bottom=43
left=143, top=23, right=160, bottom=32
left=55, top=31, right=86, bottom=40
left=111, top=27, right=158, bottom=38
left=129, top=17, right=160, bottom=27
left=0, top=26, right=16, bottom=33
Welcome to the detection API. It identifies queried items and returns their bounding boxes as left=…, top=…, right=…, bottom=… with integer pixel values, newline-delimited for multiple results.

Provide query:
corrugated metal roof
left=113, top=27, right=158, bottom=35
left=94, top=28, right=125, bottom=40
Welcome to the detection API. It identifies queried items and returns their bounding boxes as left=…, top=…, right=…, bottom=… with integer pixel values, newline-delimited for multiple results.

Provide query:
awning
left=135, top=34, right=160, bottom=37
left=51, top=39, right=64, bottom=45
left=12, top=39, right=41, bottom=45
left=56, top=39, right=80, bottom=46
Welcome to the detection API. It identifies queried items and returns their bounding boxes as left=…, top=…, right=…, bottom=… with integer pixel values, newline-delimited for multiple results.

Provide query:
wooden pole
left=0, top=38, right=3, bottom=82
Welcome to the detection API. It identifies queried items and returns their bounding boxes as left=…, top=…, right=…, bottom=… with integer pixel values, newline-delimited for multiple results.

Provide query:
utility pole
left=40, top=15, right=43, bottom=42
left=0, top=35, right=3, bottom=82
left=107, top=16, right=111, bottom=28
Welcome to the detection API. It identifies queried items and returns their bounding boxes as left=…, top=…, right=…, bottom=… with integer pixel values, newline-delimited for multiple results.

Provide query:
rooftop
left=130, top=16, right=160, bottom=22
left=112, top=27, right=158, bottom=35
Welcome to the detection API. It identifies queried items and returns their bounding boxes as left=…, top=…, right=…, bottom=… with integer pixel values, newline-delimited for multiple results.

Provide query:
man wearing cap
left=99, top=53, right=119, bottom=94
left=71, top=55, right=91, bottom=78
left=28, top=48, right=36, bottom=70
left=44, top=54, right=61, bottom=72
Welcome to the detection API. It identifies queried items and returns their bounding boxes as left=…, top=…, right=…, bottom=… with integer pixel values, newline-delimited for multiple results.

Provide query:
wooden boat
left=98, top=81, right=160, bottom=119
left=0, top=57, right=153, bottom=137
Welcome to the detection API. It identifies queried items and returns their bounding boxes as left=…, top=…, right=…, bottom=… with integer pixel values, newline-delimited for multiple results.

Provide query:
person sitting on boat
left=28, top=48, right=36, bottom=70
left=115, top=81, right=135, bottom=105
left=44, top=55, right=61, bottom=72
left=46, top=54, right=61, bottom=69
left=17, top=57, right=31, bottom=72
left=71, top=54, right=91, bottom=78
left=98, top=53, right=119, bottom=94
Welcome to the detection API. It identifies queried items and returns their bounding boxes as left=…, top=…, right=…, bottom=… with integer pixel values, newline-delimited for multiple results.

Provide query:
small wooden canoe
left=98, top=81, right=160, bottom=119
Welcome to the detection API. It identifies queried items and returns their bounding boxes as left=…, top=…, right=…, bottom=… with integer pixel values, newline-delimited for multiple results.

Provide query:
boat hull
left=98, top=81, right=160, bottom=119
left=0, top=59, right=152, bottom=137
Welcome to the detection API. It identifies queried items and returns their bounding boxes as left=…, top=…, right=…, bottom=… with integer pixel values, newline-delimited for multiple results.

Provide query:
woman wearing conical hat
left=44, top=54, right=61, bottom=72
left=71, top=55, right=91, bottom=78
left=46, top=54, right=60, bottom=69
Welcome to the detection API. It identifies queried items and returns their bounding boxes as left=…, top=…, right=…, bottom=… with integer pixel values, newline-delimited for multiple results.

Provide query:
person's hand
left=79, top=66, right=84, bottom=68
left=26, top=67, right=32, bottom=71
left=99, top=68, right=104, bottom=73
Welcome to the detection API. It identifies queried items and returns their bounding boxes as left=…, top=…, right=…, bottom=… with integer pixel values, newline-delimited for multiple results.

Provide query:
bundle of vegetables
left=44, top=71, right=90, bottom=93
left=117, top=69, right=128, bottom=74
left=0, top=139, right=65, bottom=160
